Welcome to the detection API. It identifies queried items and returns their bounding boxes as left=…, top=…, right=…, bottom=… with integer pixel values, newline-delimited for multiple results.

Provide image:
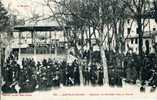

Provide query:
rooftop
left=14, top=26, right=70, bottom=32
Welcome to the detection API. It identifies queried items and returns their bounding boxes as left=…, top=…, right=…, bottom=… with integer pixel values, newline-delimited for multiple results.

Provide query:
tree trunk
left=0, top=52, right=1, bottom=66
left=99, top=25, right=109, bottom=84
left=99, top=0, right=109, bottom=85
left=137, top=18, right=143, bottom=56
left=88, top=26, right=92, bottom=64
left=100, top=45, right=109, bottom=84
left=81, top=27, right=84, bottom=54
left=137, top=16, right=143, bottom=81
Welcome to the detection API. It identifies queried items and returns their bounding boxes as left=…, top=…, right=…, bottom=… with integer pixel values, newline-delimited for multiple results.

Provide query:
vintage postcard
left=0, top=0, right=157, bottom=100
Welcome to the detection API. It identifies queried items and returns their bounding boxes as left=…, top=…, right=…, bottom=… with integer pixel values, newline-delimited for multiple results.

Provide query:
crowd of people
left=82, top=62, right=104, bottom=86
left=1, top=50, right=157, bottom=93
left=123, top=52, right=157, bottom=92
left=1, top=51, right=104, bottom=93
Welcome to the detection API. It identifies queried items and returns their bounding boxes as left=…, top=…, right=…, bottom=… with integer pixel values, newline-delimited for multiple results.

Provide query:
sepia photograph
left=0, top=0, right=157, bottom=100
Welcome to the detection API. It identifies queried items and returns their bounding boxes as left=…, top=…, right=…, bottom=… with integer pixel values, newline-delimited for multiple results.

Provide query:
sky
left=1, top=0, right=58, bottom=26
left=1, top=0, right=54, bottom=19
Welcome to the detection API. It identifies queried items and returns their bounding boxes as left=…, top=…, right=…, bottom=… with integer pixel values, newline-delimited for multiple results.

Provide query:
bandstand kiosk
left=14, top=25, right=69, bottom=62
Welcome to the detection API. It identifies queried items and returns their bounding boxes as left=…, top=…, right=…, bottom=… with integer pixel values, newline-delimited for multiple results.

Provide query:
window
left=10, top=32, right=13, bottom=37
left=135, top=38, right=138, bottom=44
left=127, top=28, right=131, bottom=34
left=152, top=39, right=155, bottom=43
left=153, top=28, right=156, bottom=31
left=131, top=38, right=134, bottom=44
left=136, top=28, right=139, bottom=34
left=127, top=19, right=130, bottom=24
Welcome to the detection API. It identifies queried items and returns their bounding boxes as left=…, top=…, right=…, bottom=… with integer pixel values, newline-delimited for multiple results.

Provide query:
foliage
left=0, top=1, right=10, bottom=32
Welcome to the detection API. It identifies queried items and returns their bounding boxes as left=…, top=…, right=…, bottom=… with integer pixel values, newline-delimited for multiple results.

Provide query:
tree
left=122, top=0, right=152, bottom=55
left=121, top=0, right=155, bottom=83
left=0, top=1, right=10, bottom=65
left=42, top=0, right=131, bottom=85
left=0, top=1, right=10, bottom=32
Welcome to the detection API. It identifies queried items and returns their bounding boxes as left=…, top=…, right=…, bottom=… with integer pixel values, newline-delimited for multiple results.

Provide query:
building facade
left=124, top=18, right=157, bottom=54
